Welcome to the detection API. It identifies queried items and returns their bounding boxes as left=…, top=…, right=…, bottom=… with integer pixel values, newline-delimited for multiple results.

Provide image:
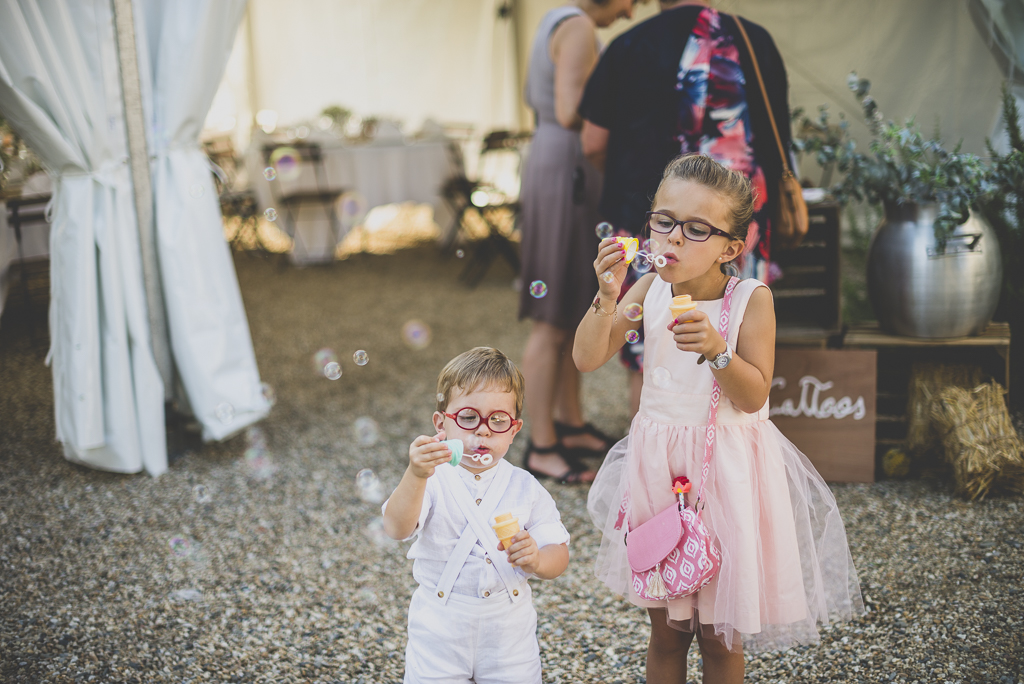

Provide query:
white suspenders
left=432, top=463, right=523, bottom=605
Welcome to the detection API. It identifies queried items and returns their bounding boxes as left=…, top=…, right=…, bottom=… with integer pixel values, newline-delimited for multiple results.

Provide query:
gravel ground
left=1, top=247, right=1023, bottom=684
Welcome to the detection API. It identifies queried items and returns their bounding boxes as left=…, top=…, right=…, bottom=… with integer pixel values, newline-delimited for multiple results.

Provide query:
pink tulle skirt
left=588, top=414, right=863, bottom=653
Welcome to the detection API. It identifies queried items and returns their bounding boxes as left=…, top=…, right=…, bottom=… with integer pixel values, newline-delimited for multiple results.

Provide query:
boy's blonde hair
left=436, top=347, right=525, bottom=418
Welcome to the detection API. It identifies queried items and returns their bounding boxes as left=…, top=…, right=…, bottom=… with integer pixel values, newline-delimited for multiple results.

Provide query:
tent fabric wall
left=135, top=0, right=270, bottom=442
left=241, top=0, right=519, bottom=136
left=0, top=0, right=167, bottom=475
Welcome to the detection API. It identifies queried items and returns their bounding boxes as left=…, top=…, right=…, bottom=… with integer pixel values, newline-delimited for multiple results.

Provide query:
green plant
left=793, top=73, right=988, bottom=251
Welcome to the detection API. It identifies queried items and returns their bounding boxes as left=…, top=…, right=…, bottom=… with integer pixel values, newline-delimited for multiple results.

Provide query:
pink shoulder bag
left=614, top=276, right=738, bottom=600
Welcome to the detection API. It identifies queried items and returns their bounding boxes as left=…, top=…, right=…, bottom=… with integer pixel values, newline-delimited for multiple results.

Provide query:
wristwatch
left=707, top=343, right=733, bottom=370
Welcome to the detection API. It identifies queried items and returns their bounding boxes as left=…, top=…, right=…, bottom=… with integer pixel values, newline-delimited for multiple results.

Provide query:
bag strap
left=730, top=15, right=793, bottom=178
left=696, top=276, right=739, bottom=507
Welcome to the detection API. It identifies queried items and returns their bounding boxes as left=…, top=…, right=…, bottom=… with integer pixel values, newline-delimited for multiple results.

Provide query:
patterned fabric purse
left=616, top=276, right=738, bottom=600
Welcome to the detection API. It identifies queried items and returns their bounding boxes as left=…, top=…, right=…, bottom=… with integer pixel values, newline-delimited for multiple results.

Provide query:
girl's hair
left=656, top=154, right=755, bottom=274
left=436, top=347, right=525, bottom=418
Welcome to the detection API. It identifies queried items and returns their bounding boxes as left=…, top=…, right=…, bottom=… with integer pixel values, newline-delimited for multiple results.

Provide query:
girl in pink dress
left=574, top=154, right=862, bottom=683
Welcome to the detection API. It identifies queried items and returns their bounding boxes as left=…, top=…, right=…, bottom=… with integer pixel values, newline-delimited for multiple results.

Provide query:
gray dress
left=518, top=6, right=602, bottom=330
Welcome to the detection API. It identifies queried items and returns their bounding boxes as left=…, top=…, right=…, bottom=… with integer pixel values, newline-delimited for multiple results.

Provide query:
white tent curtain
left=0, top=0, right=167, bottom=475
left=134, top=0, right=269, bottom=442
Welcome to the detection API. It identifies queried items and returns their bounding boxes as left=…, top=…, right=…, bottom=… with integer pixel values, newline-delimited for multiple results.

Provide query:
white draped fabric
left=0, top=0, right=166, bottom=474
left=135, top=0, right=269, bottom=441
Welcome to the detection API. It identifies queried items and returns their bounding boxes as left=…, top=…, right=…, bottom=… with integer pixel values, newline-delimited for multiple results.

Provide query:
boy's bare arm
left=383, top=434, right=452, bottom=540
left=501, top=532, right=569, bottom=580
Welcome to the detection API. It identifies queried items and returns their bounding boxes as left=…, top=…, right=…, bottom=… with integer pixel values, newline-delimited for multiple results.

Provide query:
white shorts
left=404, top=583, right=541, bottom=684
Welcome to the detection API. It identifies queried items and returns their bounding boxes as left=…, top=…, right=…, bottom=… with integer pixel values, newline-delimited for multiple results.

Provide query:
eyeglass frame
left=442, top=407, right=520, bottom=434
left=645, top=211, right=738, bottom=242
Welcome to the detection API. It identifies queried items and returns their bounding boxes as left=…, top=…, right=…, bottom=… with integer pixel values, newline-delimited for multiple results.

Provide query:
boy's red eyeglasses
left=442, top=407, right=517, bottom=433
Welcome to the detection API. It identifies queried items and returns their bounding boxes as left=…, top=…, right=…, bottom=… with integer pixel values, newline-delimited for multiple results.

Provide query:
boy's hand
left=408, top=432, right=453, bottom=479
left=498, top=530, right=541, bottom=574
left=667, top=309, right=726, bottom=361
left=593, top=237, right=627, bottom=299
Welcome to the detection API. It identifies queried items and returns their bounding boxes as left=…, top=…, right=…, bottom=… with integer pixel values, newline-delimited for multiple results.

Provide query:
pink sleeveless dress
left=588, top=276, right=863, bottom=653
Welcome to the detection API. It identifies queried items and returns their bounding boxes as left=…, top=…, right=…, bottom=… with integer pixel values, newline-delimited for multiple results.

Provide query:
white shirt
left=382, top=459, right=570, bottom=598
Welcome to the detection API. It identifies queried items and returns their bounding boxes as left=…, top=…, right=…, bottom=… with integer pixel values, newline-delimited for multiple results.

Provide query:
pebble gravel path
left=1, top=249, right=1022, bottom=683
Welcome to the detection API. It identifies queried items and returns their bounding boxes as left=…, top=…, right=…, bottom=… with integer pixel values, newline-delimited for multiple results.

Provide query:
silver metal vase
left=866, top=202, right=1003, bottom=338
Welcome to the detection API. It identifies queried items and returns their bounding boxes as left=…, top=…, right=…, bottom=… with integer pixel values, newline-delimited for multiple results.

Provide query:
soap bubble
left=642, top=238, right=657, bottom=254
left=169, top=537, right=193, bottom=557
left=364, top=517, right=397, bottom=549
left=244, top=447, right=276, bottom=480
left=623, top=303, right=644, bottom=321
left=402, top=320, right=431, bottom=350
left=353, top=350, right=369, bottom=366
left=654, top=255, right=668, bottom=268
left=595, top=222, right=614, bottom=240
left=354, top=416, right=380, bottom=446
left=631, top=256, right=652, bottom=275
left=264, top=207, right=278, bottom=222
left=215, top=402, right=234, bottom=424
left=653, top=366, right=672, bottom=389
left=600, top=271, right=615, bottom=284
left=355, top=469, right=386, bottom=504
left=455, top=249, right=464, bottom=258
left=529, top=280, right=548, bottom=298
left=314, top=348, right=342, bottom=379
left=269, top=146, right=301, bottom=181
left=263, top=167, right=277, bottom=181
left=193, top=485, right=211, bottom=504
left=625, top=330, right=640, bottom=344
left=189, top=184, right=204, bottom=198
left=436, top=392, right=445, bottom=404
left=260, top=382, right=277, bottom=407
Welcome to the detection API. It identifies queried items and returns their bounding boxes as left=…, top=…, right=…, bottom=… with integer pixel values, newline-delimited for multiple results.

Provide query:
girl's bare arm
left=708, top=286, right=775, bottom=413
left=550, top=15, right=598, bottom=130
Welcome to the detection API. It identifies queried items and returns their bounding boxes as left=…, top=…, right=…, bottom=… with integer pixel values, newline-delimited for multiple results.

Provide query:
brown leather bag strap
left=731, top=14, right=792, bottom=176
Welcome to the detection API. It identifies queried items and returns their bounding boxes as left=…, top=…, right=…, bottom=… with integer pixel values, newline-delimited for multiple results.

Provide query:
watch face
left=712, top=350, right=731, bottom=369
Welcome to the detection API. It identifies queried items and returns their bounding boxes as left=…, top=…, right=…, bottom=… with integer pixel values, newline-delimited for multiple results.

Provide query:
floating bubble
left=641, top=238, right=657, bottom=254
left=193, top=485, right=211, bottom=504
left=215, top=402, right=234, bottom=424
left=169, top=537, right=192, bottom=557
left=354, top=416, right=380, bottom=446
left=353, top=350, right=369, bottom=366
left=631, top=256, right=652, bottom=275
left=654, top=255, right=668, bottom=268
left=263, top=167, right=277, bottom=181
left=436, top=392, right=445, bottom=404
left=244, top=447, right=276, bottom=479
left=260, top=382, right=277, bottom=407
left=364, top=517, right=397, bottom=549
left=600, top=271, right=615, bottom=284
left=314, top=348, right=342, bottom=379
left=269, top=146, right=301, bottom=181
left=402, top=320, right=431, bottom=350
left=625, top=330, right=640, bottom=344
left=623, top=303, right=644, bottom=321
left=189, top=184, right=204, bottom=198
left=653, top=366, right=672, bottom=389
left=529, top=281, right=548, bottom=298
left=264, top=207, right=278, bottom=222
left=355, top=468, right=386, bottom=504
left=455, top=249, right=464, bottom=258
left=595, top=222, right=614, bottom=240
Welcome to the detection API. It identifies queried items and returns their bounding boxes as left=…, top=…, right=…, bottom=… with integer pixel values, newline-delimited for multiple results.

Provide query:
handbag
left=732, top=15, right=808, bottom=249
left=615, top=276, right=738, bottom=601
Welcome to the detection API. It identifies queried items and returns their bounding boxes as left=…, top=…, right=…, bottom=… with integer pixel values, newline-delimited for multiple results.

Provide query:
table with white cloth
left=244, top=133, right=458, bottom=263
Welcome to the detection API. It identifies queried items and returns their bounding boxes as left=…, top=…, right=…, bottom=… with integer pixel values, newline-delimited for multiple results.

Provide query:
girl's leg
left=646, top=608, right=694, bottom=684
left=695, top=625, right=745, bottom=684
left=552, top=335, right=605, bottom=452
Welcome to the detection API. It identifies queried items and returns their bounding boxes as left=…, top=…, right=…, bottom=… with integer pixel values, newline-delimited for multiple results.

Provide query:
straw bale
left=906, top=363, right=986, bottom=456
left=931, top=381, right=1024, bottom=500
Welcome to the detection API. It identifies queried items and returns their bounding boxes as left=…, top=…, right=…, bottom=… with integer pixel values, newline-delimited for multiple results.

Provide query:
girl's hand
left=667, top=310, right=727, bottom=361
left=499, top=530, right=541, bottom=574
left=593, top=238, right=627, bottom=299
left=407, top=432, right=452, bottom=480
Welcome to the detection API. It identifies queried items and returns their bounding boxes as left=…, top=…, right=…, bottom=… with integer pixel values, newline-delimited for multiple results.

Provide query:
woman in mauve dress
left=518, top=0, right=636, bottom=483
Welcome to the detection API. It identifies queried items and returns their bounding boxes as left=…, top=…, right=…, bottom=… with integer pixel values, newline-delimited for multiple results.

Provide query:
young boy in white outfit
left=382, top=347, right=570, bottom=684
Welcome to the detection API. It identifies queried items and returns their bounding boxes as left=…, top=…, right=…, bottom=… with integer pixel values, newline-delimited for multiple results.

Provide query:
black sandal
left=554, top=421, right=616, bottom=456
left=522, top=440, right=595, bottom=485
